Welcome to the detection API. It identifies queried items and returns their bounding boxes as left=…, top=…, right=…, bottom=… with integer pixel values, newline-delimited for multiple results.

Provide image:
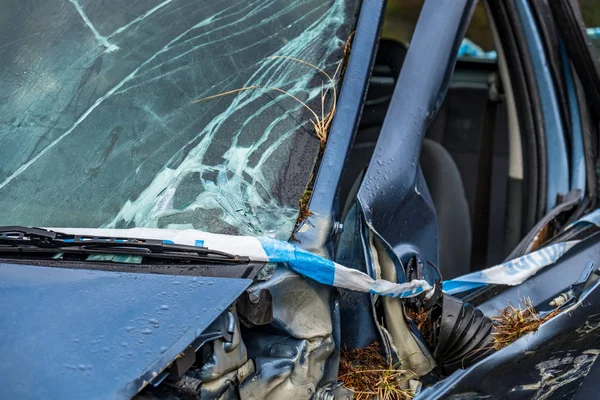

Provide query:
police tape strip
left=51, top=227, right=431, bottom=299
left=443, top=208, right=600, bottom=295
left=442, top=241, right=578, bottom=295
left=257, top=237, right=431, bottom=298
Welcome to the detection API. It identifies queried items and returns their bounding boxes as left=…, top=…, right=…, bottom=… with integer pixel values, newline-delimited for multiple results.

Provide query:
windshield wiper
left=0, top=226, right=249, bottom=264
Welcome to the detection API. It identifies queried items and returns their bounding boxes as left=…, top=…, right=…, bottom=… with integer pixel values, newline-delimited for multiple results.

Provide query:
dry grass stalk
left=405, top=307, right=435, bottom=349
left=193, top=33, right=355, bottom=228
left=492, top=297, right=560, bottom=350
left=292, top=33, right=354, bottom=226
left=405, top=308, right=429, bottom=332
left=339, top=343, right=416, bottom=400
left=298, top=188, right=314, bottom=221
left=340, top=31, right=355, bottom=78
left=192, top=55, right=341, bottom=146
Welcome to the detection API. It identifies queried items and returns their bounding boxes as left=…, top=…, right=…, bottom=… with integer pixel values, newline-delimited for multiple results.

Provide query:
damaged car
left=2, top=0, right=600, bottom=399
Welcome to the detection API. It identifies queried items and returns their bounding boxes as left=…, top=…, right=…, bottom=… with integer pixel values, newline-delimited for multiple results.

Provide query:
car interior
left=338, top=2, right=514, bottom=280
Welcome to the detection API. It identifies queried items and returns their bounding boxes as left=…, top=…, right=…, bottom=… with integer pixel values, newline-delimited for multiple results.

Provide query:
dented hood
left=0, top=262, right=251, bottom=400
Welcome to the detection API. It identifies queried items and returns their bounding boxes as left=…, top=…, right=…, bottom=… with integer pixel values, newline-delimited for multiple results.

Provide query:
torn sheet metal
left=419, top=278, right=600, bottom=399
left=52, top=227, right=432, bottom=298
left=444, top=208, right=600, bottom=295
left=356, top=0, right=476, bottom=271
left=240, top=267, right=335, bottom=399
left=336, top=203, right=386, bottom=350
left=372, top=234, right=436, bottom=376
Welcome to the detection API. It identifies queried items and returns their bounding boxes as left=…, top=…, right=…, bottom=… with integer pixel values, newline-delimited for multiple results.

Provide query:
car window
left=382, top=0, right=496, bottom=60
left=0, top=0, right=359, bottom=239
left=580, top=0, right=600, bottom=54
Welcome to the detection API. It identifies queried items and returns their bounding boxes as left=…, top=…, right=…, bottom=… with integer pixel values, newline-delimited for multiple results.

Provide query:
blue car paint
left=0, top=263, right=250, bottom=400
left=560, top=41, right=586, bottom=196
left=295, top=0, right=386, bottom=255
left=422, top=268, right=600, bottom=398
left=514, top=0, right=569, bottom=211
left=357, top=0, right=476, bottom=268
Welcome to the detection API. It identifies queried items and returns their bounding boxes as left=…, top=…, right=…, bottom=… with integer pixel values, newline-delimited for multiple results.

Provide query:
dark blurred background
left=382, top=0, right=600, bottom=52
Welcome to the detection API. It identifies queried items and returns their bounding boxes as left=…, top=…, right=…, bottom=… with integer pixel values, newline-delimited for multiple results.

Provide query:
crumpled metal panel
left=247, top=267, right=333, bottom=339
left=0, top=263, right=250, bottom=400
left=135, top=309, right=255, bottom=400
left=335, top=0, right=477, bottom=378
left=419, top=246, right=600, bottom=399
left=337, top=203, right=381, bottom=349
left=240, top=335, right=336, bottom=400
left=239, top=267, right=335, bottom=399
left=196, top=311, right=248, bottom=383
left=356, top=0, right=477, bottom=268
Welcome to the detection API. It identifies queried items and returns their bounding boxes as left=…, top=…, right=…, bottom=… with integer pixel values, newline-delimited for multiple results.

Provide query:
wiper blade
left=0, top=226, right=249, bottom=264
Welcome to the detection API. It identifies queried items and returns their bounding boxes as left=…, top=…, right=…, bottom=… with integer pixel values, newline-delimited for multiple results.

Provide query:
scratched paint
left=0, top=0, right=357, bottom=240
left=510, top=349, right=600, bottom=399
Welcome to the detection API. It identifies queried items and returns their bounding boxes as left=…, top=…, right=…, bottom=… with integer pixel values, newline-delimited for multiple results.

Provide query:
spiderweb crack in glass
left=68, top=0, right=119, bottom=52
left=0, top=0, right=359, bottom=240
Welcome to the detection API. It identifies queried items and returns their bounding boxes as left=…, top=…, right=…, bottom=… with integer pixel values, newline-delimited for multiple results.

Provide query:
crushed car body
left=2, top=0, right=600, bottom=399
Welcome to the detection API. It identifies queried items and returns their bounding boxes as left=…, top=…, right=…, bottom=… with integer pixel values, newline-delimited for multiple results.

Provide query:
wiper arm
left=0, top=226, right=249, bottom=264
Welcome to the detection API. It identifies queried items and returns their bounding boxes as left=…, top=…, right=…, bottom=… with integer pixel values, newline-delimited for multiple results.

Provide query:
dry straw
left=339, top=343, right=417, bottom=400
left=492, top=297, right=560, bottom=350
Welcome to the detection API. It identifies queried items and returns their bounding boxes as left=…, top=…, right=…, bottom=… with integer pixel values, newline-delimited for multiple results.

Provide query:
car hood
left=0, top=262, right=251, bottom=400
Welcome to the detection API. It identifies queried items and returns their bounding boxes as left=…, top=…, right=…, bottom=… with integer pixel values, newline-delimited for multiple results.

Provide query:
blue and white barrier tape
left=258, top=237, right=431, bottom=298
left=52, top=227, right=431, bottom=299
left=572, top=207, right=600, bottom=226
left=588, top=27, right=600, bottom=40
left=444, top=208, right=600, bottom=295
left=443, top=241, right=578, bottom=295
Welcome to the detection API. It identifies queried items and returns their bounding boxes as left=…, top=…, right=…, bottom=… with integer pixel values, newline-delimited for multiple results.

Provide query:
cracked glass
left=0, top=0, right=358, bottom=239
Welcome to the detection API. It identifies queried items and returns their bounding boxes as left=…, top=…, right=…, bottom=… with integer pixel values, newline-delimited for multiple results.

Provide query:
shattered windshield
left=0, top=0, right=357, bottom=240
